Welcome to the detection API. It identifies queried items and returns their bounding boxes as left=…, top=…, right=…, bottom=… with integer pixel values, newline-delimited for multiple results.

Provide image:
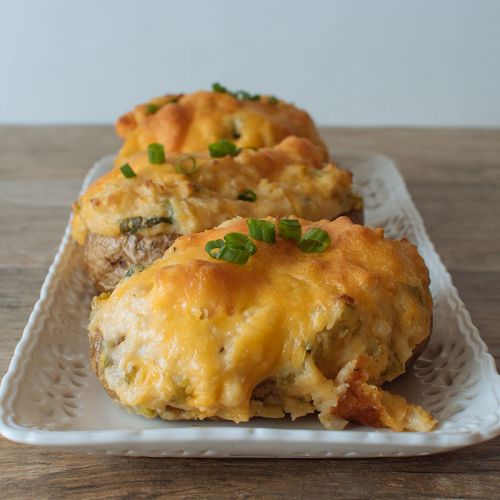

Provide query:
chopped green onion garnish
left=148, top=143, right=165, bottom=164
left=146, top=103, right=160, bottom=115
left=142, top=216, right=172, bottom=228
left=119, top=217, right=143, bottom=234
left=298, top=227, right=331, bottom=253
left=268, top=96, right=279, bottom=105
left=247, top=218, right=276, bottom=243
left=119, top=215, right=171, bottom=234
left=208, top=139, right=241, bottom=158
left=211, top=83, right=260, bottom=101
left=120, top=163, right=136, bottom=178
left=205, top=239, right=225, bottom=259
left=223, top=232, right=257, bottom=255
left=212, top=82, right=227, bottom=93
left=175, top=155, right=198, bottom=175
left=278, top=219, right=302, bottom=242
left=205, top=232, right=256, bottom=265
left=234, top=90, right=260, bottom=101
left=238, top=189, right=257, bottom=202
left=218, top=245, right=252, bottom=265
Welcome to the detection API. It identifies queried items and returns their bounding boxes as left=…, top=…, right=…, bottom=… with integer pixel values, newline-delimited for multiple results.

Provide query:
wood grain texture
left=0, top=126, right=499, bottom=499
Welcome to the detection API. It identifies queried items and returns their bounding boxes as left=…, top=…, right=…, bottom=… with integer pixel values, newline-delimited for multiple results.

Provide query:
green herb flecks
left=119, top=215, right=172, bottom=234
left=298, top=227, right=331, bottom=253
left=147, top=143, right=166, bottom=164
left=175, top=155, right=198, bottom=175
left=278, top=219, right=301, bottom=242
left=120, top=163, right=137, bottom=178
left=247, top=218, right=276, bottom=243
left=238, top=189, right=257, bottom=202
left=146, top=103, right=161, bottom=115
left=205, top=232, right=257, bottom=265
left=211, top=82, right=260, bottom=101
left=119, top=217, right=143, bottom=234
left=208, top=139, right=241, bottom=158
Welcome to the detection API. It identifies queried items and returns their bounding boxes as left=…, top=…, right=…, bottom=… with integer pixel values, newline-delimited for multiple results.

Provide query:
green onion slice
left=268, top=96, right=279, bottom=104
left=218, top=245, right=252, bottom=265
left=247, top=218, right=276, bottom=243
left=298, top=227, right=331, bottom=253
left=234, top=90, right=260, bottom=101
left=120, top=163, right=136, bottom=178
left=205, top=239, right=225, bottom=259
left=146, top=103, right=160, bottom=115
left=175, top=155, right=198, bottom=175
left=148, top=143, right=166, bottom=164
left=278, top=219, right=302, bottom=242
left=238, top=189, right=257, bottom=202
left=223, top=232, right=257, bottom=255
left=142, top=216, right=172, bottom=228
left=119, top=215, right=171, bottom=234
left=208, top=139, right=241, bottom=158
left=211, top=83, right=260, bottom=101
left=205, top=232, right=257, bottom=265
left=119, top=217, right=143, bottom=234
left=212, top=82, right=227, bottom=93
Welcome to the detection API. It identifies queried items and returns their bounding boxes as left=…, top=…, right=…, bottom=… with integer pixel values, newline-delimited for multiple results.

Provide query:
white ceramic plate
left=0, top=151, right=499, bottom=458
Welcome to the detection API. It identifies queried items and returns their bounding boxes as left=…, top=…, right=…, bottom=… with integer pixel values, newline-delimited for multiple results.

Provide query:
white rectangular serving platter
left=0, top=151, right=499, bottom=458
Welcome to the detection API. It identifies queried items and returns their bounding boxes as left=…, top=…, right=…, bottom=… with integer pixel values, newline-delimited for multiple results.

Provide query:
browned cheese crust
left=115, top=90, right=328, bottom=163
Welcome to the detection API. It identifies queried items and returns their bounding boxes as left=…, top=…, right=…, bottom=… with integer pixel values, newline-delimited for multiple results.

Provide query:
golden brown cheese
left=72, top=137, right=361, bottom=246
left=88, top=216, right=436, bottom=431
left=115, top=90, right=328, bottom=165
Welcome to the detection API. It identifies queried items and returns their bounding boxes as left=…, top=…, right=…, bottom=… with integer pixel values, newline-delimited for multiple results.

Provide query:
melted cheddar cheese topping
left=72, top=137, right=361, bottom=245
left=89, top=217, right=435, bottom=431
left=115, top=90, right=328, bottom=164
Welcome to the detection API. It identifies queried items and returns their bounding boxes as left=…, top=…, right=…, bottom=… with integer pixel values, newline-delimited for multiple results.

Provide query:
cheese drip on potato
left=88, top=216, right=436, bottom=432
left=115, top=89, right=328, bottom=164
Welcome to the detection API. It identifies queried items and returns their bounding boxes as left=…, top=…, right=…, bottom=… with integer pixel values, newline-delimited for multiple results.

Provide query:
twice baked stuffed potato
left=88, top=216, right=435, bottom=432
left=72, top=136, right=363, bottom=291
left=115, top=85, right=328, bottom=165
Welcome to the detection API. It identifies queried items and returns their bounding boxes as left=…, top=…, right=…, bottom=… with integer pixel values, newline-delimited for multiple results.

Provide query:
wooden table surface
left=1, top=126, right=499, bottom=499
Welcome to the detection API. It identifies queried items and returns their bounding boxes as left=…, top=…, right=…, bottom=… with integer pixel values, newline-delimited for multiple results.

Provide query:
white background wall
left=1, top=0, right=499, bottom=126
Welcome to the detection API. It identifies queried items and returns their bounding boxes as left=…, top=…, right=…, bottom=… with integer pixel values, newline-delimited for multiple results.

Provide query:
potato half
left=72, top=137, right=363, bottom=291
left=88, top=216, right=435, bottom=432
left=115, top=88, right=328, bottom=164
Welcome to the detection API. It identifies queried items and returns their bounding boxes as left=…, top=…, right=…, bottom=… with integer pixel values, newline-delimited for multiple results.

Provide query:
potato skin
left=405, top=315, right=432, bottom=369
left=84, top=231, right=178, bottom=292
left=83, top=208, right=362, bottom=292
left=88, top=330, right=122, bottom=404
